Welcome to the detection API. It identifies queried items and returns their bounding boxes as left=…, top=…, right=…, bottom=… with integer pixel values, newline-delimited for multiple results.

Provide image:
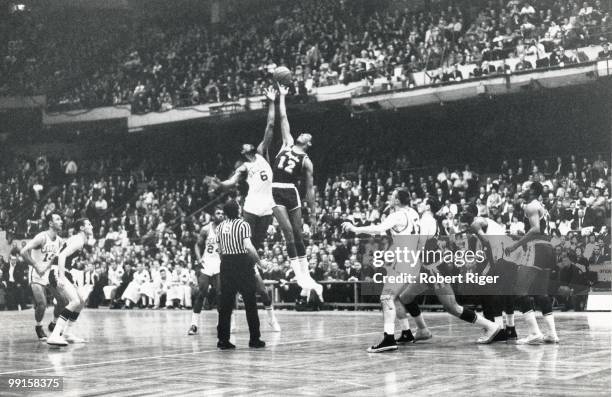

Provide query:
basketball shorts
left=30, top=266, right=51, bottom=287
left=381, top=259, right=422, bottom=296
left=517, top=240, right=555, bottom=270
left=49, top=268, right=74, bottom=289
left=202, top=256, right=221, bottom=277
left=272, top=183, right=301, bottom=211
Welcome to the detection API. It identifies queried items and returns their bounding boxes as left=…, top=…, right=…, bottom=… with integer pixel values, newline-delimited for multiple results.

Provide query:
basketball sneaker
left=35, top=326, right=47, bottom=341
left=367, top=333, right=398, bottom=353
left=217, top=340, right=236, bottom=350
left=47, top=334, right=68, bottom=347
left=517, top=333, right=544, bottom=345
left=414, top=328, right=433, bottom=342
left=477, top=324, right=502, bottom=344
left=491, top=328, right=508, bottom=343
left=543, top=334, right=560, bottom=344
left=63, top=333, right=86, bottom=344
left=395, top=329, right=415, bottom=344
left=506, top=326, right=518, bottom=344
left=188, top=325, right=198, bottom=335
left=249, top=339, right=266, bottom=348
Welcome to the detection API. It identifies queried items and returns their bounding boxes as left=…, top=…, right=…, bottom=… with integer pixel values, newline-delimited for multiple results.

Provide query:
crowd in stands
left=1, top=148, right=609, bottom=310
left=2, top=0, right=611, bottom=113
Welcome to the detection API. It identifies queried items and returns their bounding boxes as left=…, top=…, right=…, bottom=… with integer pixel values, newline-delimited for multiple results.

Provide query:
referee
left=216, top=199, right=265, bottom=350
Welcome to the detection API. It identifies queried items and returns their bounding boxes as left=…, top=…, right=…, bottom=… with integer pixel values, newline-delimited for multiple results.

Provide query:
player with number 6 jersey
left=210, top=85, right=281, bottom=331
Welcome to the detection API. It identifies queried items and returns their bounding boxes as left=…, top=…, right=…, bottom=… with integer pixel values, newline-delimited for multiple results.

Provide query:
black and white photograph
left=0, top=0, right=611, bottom=395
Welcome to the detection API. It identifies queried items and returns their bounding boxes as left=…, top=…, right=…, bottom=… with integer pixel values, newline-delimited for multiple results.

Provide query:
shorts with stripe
left=49, top=269, right=74, bottom=289
left=272, top=183, right=301, bottom=211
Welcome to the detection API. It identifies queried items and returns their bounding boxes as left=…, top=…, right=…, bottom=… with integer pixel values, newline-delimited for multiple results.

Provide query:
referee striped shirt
left=216, top=219, right=251, bottom=255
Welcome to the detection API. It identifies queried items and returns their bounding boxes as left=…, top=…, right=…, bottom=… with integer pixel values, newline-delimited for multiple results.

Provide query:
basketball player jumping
left=188, top=207, right=227, bottom=335
left=20, top=212, right=67, bottom=341
left=211, top=86, right=281, bottom=331
left=270, top=85, right=323, bottom=302
left=46, top=218, right=93, bottom=347
left=504, top=181, right=559, bottom=344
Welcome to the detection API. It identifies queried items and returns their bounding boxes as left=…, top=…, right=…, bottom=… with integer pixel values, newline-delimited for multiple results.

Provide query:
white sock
left=64, top=320, right=75, bottom=335
left=290, top=258, right=307, bottom=289
left=299, top=256, right=321, bottom=292
left=543, top=313, right=558, bottom=337
left=191, top=312, right=199, bottom=326
left=523, top=311, right=541, bottom=335
left=505, top=312, right=515, bottom=327
left=265, top=307, right=276, bottom=322
left=399, top=318, right=410, bottom=331
left=474, top=313, right=493, bottom=329
left=494, top=316, right=504, bottom=329
left=36, top=321, right=42, bottom=326
left=383, top=301, right=396, bottom=335
left=51, top=317, right=68, bottom=338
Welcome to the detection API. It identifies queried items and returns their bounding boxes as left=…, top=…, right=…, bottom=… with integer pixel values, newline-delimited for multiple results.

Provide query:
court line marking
left=0, top=325, right=455, bottom=376
left=0, top=331, right=379, bottom=376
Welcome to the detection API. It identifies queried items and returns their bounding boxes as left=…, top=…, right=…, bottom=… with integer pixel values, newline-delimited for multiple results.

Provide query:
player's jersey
left=483, top=218, right=506, bottom=236
left=30, top=231, right=62, bottom=285
left=55, top=235, right=86, bottom=271
left=272, top=147, right=307, bottom=185
left=243, top=154, right=274, bottom=216
left=203, top=223, right=221, bottom=264
left=386, top=207, right=420, bottom=236
left=523, top=200, right=549, bottom=236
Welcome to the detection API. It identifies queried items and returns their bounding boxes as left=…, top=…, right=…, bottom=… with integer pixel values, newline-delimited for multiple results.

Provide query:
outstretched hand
left=263, top=86, right=276, bottom=102
left=277, top=83, right=289, bottom=96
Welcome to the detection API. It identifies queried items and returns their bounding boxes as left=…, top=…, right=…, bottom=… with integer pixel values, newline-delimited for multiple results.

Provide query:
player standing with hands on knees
left=270, top=84, right=323, bottom=304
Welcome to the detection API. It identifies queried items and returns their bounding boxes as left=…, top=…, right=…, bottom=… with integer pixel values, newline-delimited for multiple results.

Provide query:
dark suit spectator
left=1, top=251, right=29, bottom=310
left=112, top=263, right=134, bottom=308
left=598, top=43, right=611, bottom=59
left=571, top=208, right=594, bottom=230
left=446, top=65, right=463, bottom=82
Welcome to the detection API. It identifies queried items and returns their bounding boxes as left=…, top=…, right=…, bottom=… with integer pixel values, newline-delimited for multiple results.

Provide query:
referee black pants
left=217, top=254, right=261, bottom=342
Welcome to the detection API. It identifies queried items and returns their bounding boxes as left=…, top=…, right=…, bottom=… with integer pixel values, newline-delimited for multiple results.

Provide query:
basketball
left=273, top=66, right=292, bottom=86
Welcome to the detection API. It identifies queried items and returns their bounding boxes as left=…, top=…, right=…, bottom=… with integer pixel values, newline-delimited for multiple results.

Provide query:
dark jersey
left=53, top=236, right=85, bottom=270
left=273, top=147, right=307, bottom=185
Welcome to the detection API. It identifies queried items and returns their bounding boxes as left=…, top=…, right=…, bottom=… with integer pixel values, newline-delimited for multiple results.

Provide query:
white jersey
left=30, top=231, right=63, bottom=286
left=202, top=222, right=221, bottom=276
left=382, top=206, right=420, bottom=236
left=243, top=154, right=274, bottom=216
left=484, top=218, right=506, bottom=236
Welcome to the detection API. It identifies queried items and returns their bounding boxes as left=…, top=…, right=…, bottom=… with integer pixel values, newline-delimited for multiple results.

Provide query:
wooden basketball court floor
left=0, top=309, right=610, bottom=396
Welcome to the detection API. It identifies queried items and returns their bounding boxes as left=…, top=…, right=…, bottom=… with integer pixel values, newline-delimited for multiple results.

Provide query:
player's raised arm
left=20, top=233, right=45, bottom=272
left=277, top=84, right=294, bottom=150
left=303, top=156, right=316, bottom=230
left=257, top=86, right=276, bottom=159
